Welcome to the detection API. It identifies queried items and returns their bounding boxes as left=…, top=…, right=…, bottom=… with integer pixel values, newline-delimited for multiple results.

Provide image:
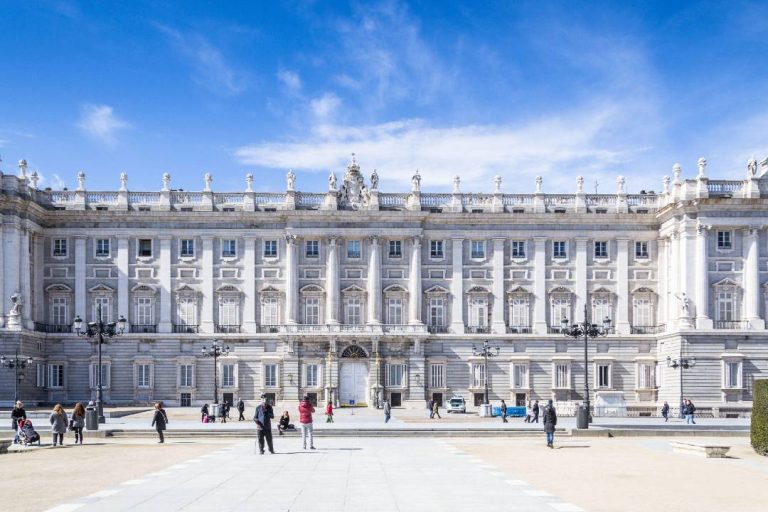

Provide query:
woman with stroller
left=278, top=411, right=293, bottom=435
left=71, top=403, right=86, bottom=444
left=201, top=403, right=209, bottom=423
left=11, top=401, right=26, bottom=444
left=49, top=404, right=68, bottom=447
left=151, top=402, right=169, bottom=443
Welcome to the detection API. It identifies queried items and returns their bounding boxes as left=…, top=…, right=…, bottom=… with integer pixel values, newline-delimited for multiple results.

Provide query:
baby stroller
left=18, top=419, right=41, bottom=446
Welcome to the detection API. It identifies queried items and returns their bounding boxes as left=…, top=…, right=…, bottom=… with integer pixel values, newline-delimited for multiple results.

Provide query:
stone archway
left=339, top=345, right=369, bottom=406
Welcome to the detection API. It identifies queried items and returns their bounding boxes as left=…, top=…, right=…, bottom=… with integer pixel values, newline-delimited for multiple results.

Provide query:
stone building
left=2, top=155, right=768, bottom=416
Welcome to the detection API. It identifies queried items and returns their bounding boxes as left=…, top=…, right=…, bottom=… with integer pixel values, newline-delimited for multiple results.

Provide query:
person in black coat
left=237, top=399, right=245, bottom=421
left=532, top=400, right=540, bottom=423
left=543, top=399, right=557, bottom=448
left=661, top=401, right=670, bottom=422
left=200, top=403, right=209, bottom=423
left=278, top=411, right=293, bottom=435
left=254, top=394, right=275, bottom=454
left=11, top=401, right=27, bottom=444
left=500, top=400, right=508, bottom=423
left=151, top=402, right=169, bottom=443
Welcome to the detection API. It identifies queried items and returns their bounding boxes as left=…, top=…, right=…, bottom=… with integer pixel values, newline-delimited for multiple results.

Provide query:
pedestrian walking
left=278, top=411, right=293, bottom=435
left=661, top=401, right=670, bottom=422
left=524, top=400, right=532, bottom=423
left=151, top=402, right=168, bottom=443
left=684, top=398, right=697, bottom=424
left=532, top=400, right=540, bottom=423
left=432, top=399, right=441, bottom=419
left=49, top=404, right=68, bottom=447
left=427, top=398, right=434, bottom=419
left=254, top=394, right=275, bottom=454
left=225, top=401, right=232, bottom=420
left=325, top=401, right=334, bottom=423
left=500, top=399, right=508, bottom=423
left=200, top=403, right=209, bottom=423
left=11, top=401, right=26, bottom=444
left=298, top=395, right=316, bottom=450
left=219, top=402, right=227, bottom=424
left=237, top=399, right=245, bottom=421
left=543, top=399, right=557, bottom=448
left=71, top=403, right=85, bottom=444
left=384, top=399, right=392, bottom=423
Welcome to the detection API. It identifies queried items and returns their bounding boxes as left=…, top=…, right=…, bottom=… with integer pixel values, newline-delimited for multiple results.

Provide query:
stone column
left=243, top=236, right=257, bottom=332
left=75, top=236, right=87, bottom=320
left=200, top=236, right=215, bottom=332
left=2, top=221, right=21, bottom=324
left=117, top=236, right=130, bottom=330
left=0, top=215, right=5, bottom=325
left=491, top=237, right=506, bottom=333
left=575, top=238, right=587, bottom=317
left=158, top=235, right=172, bottom=333
left=616, top=238, right=630, bottom=334
left=450, top=238, right=464, bottom=333
left=533, top=237, right=548, bottom=334
left=669, top=232, right=680, bottom=328
left=409, top=236, right=423, bottom=324
left=679, top=224, right=695, bottom=329
left=20, top=228, right=32, bottom=328
left=33, top=233, right=45, bottom=324
left=326, top=236, right=340, bottom=324
left=367, top=236, right=382, bottom=324
left=657, top=237, right=667, bottom=327
left=285, top=235, right=298, bottom=324
left=744, top=227, right=764, bottom=329
left=695, top=225, right=712, bottom=329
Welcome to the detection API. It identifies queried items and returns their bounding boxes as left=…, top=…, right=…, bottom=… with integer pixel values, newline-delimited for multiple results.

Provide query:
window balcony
left=131, top=324, right=158, bottom=333
left=34, top=323, right=72, bottom=333
left=714, top=320, right=747, bottom=330
left=547, top=326, right=564, bottom=334
left=465, top=326, right=491, bottom=334
left=506, top=325, right=532, bottom=334
left=630, top=324, right=666, bottom=334
left=173, top=324, right=199, bottom=333
left=215, top=324, right=241, bottom=333
left=256, top=324, right=281, bottom=333
left=382, top=324, right=428, bottom=334
left=428, top=325, right=449, bottom=334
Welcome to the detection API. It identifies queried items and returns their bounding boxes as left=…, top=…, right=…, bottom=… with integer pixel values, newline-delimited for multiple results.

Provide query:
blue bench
left=492, top=406, right=526, bottom=417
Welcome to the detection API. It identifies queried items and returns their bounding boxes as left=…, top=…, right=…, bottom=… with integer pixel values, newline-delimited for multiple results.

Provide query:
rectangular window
left=430, top=363, right=445, bottom=388
left=554, top=363, right=570, bottom=388
left=92, top=297, right=111, bottom=323
left=180, top=239, right=195, bottom=257
left=634, top=298, right=652, bottom=326
left=386, top=363, right=406, bottom=387
left=179, top=364, right=194, bottom=387
left=553, top=241, right=567, bottom=259
left=89, top=364, right=110, bottom=389
left=594, top=241, right=608, bottom=258
left=430, top=240, right=444, bottom=259
left=471, top=240, right=485, bottom=259
left=469, top=298, right=488, bottom=327
left=552, top=298, right=570, bottom=325
left=593, top=297, right=612, bottom=324
left=471, top=363, right=486, bottom=388
left=387, top=298, right=403, bottom=324
left=177, top=298, right=197, bottom=326
left=305, top=364, right=318, bottom=388
left=509, top=297, right=529, bottom=328
left=219, top=297, right=239, bottom=326
left=221, top=239, right=237, bottom=258
left=513, top=364, right=528, bottom=389
left=347, top=240, right=361, bottom=259
left=264, top=364, right=278, bottom=387
left=638, top=363, right=654, bottom=389
left=429, top=298, right=445, bottom=327
left=428, top=269, right=445, bottom=279
left=305, top=240, right=319, bottom=258
left=511, top=241, right=526, bottom=258
left=262, top=297, right=279, bottom=325
left=717, top=231, right=732, bottom=249
left=37, top=364, right=46, bottom=388
left=635, top=241, right=648, bottom=259
left=345, top=297, right=362, bottom=325
left=724, top=361, right=741, bottom=388
left=51, top=297, right=68, bottom=325
left=53, top=238, right=68, bottom=257
left=137, top=364, right=151, bottom=388
left=388, top=240, right=402, bottom=258
left=716, top=291, right=734, bottom=321
left=305, top=297, right=320, bottom=325
left=137, top=297, right=154, bottom=325
left=222, top=364, right=235, bottom=388
left=263, top=240, right=278, bottom=258
left=138, top=239, right=152, bottom=257
left=48, top=364, right=65, bottom=388
left=95, top=238, right=111, bottom=257
left=597, top=364, right=611, bottom=388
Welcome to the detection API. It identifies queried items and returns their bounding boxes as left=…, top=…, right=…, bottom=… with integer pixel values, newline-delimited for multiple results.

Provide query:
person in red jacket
left=325, top=401, right=334, bottom=423
left=298, top=395, right=316, bottom=450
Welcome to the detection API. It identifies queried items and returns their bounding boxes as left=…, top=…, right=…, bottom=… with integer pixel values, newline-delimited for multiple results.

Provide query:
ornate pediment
left=338, top=154, right=371, bottom=210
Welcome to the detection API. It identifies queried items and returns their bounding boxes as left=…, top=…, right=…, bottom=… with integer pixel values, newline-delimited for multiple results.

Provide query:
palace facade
left=2, top=155, right=768, bottom=416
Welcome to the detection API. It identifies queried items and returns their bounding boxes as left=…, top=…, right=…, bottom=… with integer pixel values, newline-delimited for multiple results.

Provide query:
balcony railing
left=256, top=324, right=281, bottom=333
left=215, top=325, right=241, bottom=333
left=131, top=324, right=158, bottom=333
left=630, top=324, right=666, bottom=334
left=173, top=324, right=199, bottom=333
left=465, top=326, right=491, bottom=334
left=506, top=325, right=532, bottom=334
left=428, top=325, right=449, bottom=334
left=714, top=320, right=747, bottom=330
left=381, top=324, right=428, bottom=334
left=34, top=323, right=72, bottom=333
left=547, top=326, right=564, bottom=334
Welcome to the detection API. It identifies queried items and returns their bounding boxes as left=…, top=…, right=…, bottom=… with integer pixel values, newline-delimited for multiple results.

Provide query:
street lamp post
left=0, top=349, right=34, bottom=403
left=74, top=304, right=126, bottom=424
left=201, top=340, right=230, bottom=405
left=667, top=355, right=696, bottom=419
left=560, top=303, right=611, bottom=424
left=472, top=340, right=500, bottom=405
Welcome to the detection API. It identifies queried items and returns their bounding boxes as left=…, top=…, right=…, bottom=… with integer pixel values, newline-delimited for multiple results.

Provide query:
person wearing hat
left=298, top=395, right=316, bottom=450
left=543, top=399, right=557, bottom=448
left=254, top=394, right=275, bottom=454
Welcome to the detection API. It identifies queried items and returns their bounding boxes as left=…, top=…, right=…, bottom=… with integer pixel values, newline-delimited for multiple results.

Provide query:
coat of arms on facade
left=339, top=153, right=372, bottom=210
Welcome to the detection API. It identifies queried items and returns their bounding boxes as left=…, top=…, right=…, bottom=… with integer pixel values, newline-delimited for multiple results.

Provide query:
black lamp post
left=560, top=304, right=611, bottom=424
left=472, top=340, right=500, bottom=405
left=74, top=304, right=126, bottom=424
left=667, top=355, right=696, bottom=419
left=0, top=349, right=34, bottom=403
left=201, top=340, right=229, bottom=405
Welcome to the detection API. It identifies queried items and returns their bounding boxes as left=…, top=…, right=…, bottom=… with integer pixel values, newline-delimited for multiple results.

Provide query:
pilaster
left=326, top=236, right=340, bottom=324
left=615, top=238, right=630, bottom=334
left=20, top=228, right=32, bottom=328
left=242, top=236, right=257, bottom=332
left=409, top=236, right=423, bottom=324
left=117, top=236, right=130, bottom=331
left=158, top=235, right=172, bottom=333
left=744, top=227, right=764, bottom=329
left=575, top=238, right=587, bottom=317
left=200, top=236, right=215, bottom=332
left=285, top=235, right=298, bottom=324
left=491, top=238, right=506, bottom=333
left=74, top=236, right=87, bottom=321
left=450, top=238, right=464, bottom=333
left=695, top=225, right=712, bottom=329
left=367, top=236, right=382, bottom=324
left=533, top=237, right=548, bottom=334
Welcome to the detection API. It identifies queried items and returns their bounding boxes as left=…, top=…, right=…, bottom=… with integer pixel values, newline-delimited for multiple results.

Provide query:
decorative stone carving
left=29, top=171, right=39, bottom=189
left=535, top=176, right=543, bottom=193
left=412, top=170, right=421, bottom=193
left=617, top=176, right=626, bottom=194
left=674, top=292, right=690, bottom=317
left=452, top=175, right=461, bottom=194
left=494, top=175, right=502, bottom=193
left=577, top=175, right=584, bottom=193
left=120, top=172, right=128, bottom=191
left=748, top=156, right=758, bottom=177
left=370, top=170, right=379, bottom=191
left=162, top=173, right=170, bottom=191
left=286, top=169, right=296, bottom=191
left=672, top=163, right=682, bottom=182
left=245, top=173, right=253, bottom=192
left=328, top=170, right=337, bottom=191
left=18, top=159, right=27, bottom=179
left=697, top=157, right=707, bottom=177
left=77, top=171, right=86, bottom=191
left=204, top=173, right=213, bottom=192
left=9, top=292, right=22, bottom=316
left=339, top=154, right=370, bottom=210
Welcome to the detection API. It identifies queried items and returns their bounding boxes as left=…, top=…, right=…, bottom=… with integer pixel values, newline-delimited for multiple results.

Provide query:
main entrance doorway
left=339, top=362, right=368, bottom=406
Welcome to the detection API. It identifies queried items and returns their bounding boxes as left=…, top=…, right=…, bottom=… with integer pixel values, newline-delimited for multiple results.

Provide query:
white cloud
left=310, top=93, right=341, bottom=120
left=277, top=70, right=302, bottom=92
left=0, top=138, right=7, bottom=147
left=76, top=104, right=130, bottom=145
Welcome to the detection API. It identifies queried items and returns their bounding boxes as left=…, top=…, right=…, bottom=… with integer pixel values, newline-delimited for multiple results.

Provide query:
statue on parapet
left=287, top=170, right=296, bottom=191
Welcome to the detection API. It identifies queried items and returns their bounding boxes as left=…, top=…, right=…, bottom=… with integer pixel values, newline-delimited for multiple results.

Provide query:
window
left=345, top=297, right=362, bottom=325
left=509, top=296, right=530, bottom=328
left=724, top=361, right=741, bottom=388
left=633, top=297, right=652, bottom=326
left=264, top=364, right=278, bottom=387
left=93, top=297, right=111, bottom=323
left=305, top=297, right=320, bottom=325
left=430, top=240, right=444, bottom=259
left=51, top=297, right=68, bottom=325
left=716, top=289, right=735, bottom=321
left=387, top=298, right=403, bottom=325
left=553, top=241, right=567, bottom=259
left=95, top=238, right=111, bottom=257
left=429, top=298, right=445, bottom=327
left=593, top=296, right=612, bottom=324
left=346, top=269, right=362, bottom=279
left=262, top=297, right=279, bottom=325
left=177, top=298, right=197, bottom=326
left=387, top=270, right=404, bottom=279
left=717, top=231, right=732, bottom=250
left=180, top=393, right=192, bottom=407
left=48, top=364, right=65, bottom=388
left=347, top=240, right=361, bottom=259
left=388, top=240, right=402, bottom=258
left=554, top=363, right=570, bottom=388
left=471, top=240, right=486, bottom=259
left=635, top=241, right=648, bottom=259
left=305, top=364, right=319, bottom=388
left=471, top=363, right=486, bottom=388
left=469, top=298, right=488, bottom=327
left=511, top=241, right=526, bottom=258
left=179, top=364, right=194, bottom=387
left=221, top=239, right=237, bottom=258
left=386, top=363, right=406, bottom=387
left=137, top=297, right=154, bottom=325
left=430, top=363, right=445, bottom=388
left=305, top=240, right=319, bottom=258
left=222, top=364, right=235, bottom=387
left=428, top=269, right=445, bottom=279
left=594, top=241, right=608, bottom=259
left=36, top=364, right=46, bottom=388
left=263, top=240, right=278, bottom=258
left=551, top=296, right=570, bottom=325
left=52, top=238, right=68, bottom=257
left=512, top=363, right=529, bottom=389
left=219, top=297, right=239, bottom=326
left=637, top=363, right=654, bottom=389
left=180, top=239, right=195, bottom=257
left=137, top=364, right=151, bottom=388
left=138, top=239, right=152, bottom=257
left=596, top=364, right=611, bottom=388
left=89, top=364, right=110, bottom=389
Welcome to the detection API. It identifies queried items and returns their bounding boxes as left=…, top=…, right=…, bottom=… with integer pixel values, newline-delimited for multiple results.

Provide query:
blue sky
left=1, top=0, right=767, bottom=194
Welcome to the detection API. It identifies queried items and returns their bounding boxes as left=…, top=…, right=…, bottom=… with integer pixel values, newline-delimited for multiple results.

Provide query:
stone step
left=103, top=428, right=566, bottom=438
